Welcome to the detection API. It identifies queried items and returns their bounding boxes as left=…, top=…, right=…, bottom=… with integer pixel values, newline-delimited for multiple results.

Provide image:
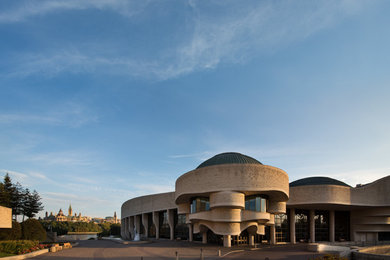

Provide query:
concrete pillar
left=188, top=224, right=193, bottom=242
left=249, top=234, right=254, bottom=246
left=290, top=208, right=296, bottom=244
left=152, top=211, right=159, bottom=239
left=223, top=235, right=231, bottom=247
left=329, top=210, right=335, bottom=242
left=202, top=232, right=207, bottom=244
left=121, top=218, right=125, bottom=239
left=135, top=215, right=141, bottom=236
left=129, top=216, right=134, bottom=240
left=142, top=213, right=149, bottom=238
left=167, top=209, right=175, bottom=240
left=124, top=217, right=129, bottom=239
left=310, top=210, right=315, bottom=243
left=270, top=225, right=276, bottom=244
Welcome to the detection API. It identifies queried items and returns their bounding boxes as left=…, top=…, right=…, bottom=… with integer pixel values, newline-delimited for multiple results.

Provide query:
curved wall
left=121, top=192, right=176, bottom=219
left=175, top=164, right=289, bottom=204
left=287, top=175, right=390, bottom=207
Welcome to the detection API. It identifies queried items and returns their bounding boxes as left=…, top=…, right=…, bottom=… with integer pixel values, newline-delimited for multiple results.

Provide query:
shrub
left=0, top=240, right=38, bottom=255
left=0, top=221, right=21, bottom=240
left=110, top=224, right=121, bottom=236
left=21, top=219, right=46, bottom=241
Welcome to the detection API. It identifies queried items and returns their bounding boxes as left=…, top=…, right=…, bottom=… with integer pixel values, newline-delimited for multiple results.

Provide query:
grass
left=0, top=251, right=15, bottom=257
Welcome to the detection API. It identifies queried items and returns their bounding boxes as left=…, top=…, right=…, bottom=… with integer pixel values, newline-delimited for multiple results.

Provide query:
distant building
left=43, top=204, right=91, bottom=222
left=105, top=212, right=120, bottom=224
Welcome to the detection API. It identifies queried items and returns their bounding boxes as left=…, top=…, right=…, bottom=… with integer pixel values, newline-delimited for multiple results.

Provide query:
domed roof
left=290, top=176, right=350, bottom=187
left=196, top=152, right=262, bottom=169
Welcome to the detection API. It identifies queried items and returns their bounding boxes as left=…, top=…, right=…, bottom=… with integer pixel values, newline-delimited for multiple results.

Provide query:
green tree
left=0, top=221, right=22, bottom=240
left=110, top=224, right=121, bottom=236
left=11, top=182, right=25, bottom=219
left=21, top=219, right=46, bottom=241
left=0, top=173, right=13, bottom=208
left=0, top=174, right=26, bottom=220
left=22, top=189, right=43, bottom=219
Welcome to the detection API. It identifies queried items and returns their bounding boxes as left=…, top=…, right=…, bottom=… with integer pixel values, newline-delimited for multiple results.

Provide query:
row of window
left=190, top=195, right=268, bottom=213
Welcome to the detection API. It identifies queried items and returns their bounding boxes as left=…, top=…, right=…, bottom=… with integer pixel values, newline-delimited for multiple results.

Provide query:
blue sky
left=0, top=0, right=390, bottom=218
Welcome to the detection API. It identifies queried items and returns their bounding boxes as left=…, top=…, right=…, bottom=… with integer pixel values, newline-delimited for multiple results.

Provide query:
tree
left=0, top=173, right=44, bottom=221
left=0, top=221, right=22, bottom=240
left=21, top=219, right=46, bottom=241
left=22, top=189, right=44, bottom=219
left=11, top=182, right=25, bottom=219
left=0, top=173, right=13, bottom=208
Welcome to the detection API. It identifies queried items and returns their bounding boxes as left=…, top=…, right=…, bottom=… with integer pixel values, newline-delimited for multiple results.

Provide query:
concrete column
left=329, top=210, right=335, bottom=242
left=310, top=210, right=315, bottom=243
left=135, top=215, right=141, bottom=236
left=129, top=216, right=134, bottom=240
left=249, top=234, right=254, bottom=246
left=188, top=224, right=193, bottom=242
left=152, top=211, right=159, bottom=239
left=121, top=218, right=125, bottom=239
left=290, top=208, right=296, bottom=244
left=223, top=235, right=231, bottom=247
left=124, top=217, right=129, bottom=239
left=142, top=213, right=149, bottom=238
left=167, top=209, right=175, bottom=240
left=202, top=232, right=207, bottom=244
left=270, top=225, right=276, bottom=244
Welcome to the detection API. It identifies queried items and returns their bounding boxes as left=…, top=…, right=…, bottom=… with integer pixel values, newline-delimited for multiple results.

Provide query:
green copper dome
left=196, top=152, right=262, bottom=169
left=290, top=177, right=351, bottom=187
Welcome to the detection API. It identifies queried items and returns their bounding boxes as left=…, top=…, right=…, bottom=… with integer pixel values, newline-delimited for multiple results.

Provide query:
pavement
left=32, top=239, right=324, bottom=260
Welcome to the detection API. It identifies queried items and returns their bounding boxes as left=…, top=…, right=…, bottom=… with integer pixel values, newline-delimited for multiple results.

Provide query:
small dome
left=290, top=177, right=350, bottom=187
left=196, top=152, right=262, bottom=169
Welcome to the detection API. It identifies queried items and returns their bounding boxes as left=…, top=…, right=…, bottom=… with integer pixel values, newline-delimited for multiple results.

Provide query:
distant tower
left=114, top=211, right=117, bottom=224
left=68, top=204, right=73, bottom=216
left=45, top=211, right=48, bottom=218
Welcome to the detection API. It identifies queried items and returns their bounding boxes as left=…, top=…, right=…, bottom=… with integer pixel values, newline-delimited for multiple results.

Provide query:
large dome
left=196, top=152, right=262, bottom=169
left=290, top=176, right=350, bottom=187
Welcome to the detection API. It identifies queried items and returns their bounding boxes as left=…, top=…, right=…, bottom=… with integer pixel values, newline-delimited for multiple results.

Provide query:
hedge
left=21, top=219, right=46, bottom=241
left=0, top=221, right=21, bottom=240
left=0, top=240, right=38, bottom=255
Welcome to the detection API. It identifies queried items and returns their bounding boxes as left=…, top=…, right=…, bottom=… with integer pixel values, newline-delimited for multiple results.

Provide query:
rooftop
left=196, top=152, right=262, bottom=169
left=290, top=176, right=351, bottom=187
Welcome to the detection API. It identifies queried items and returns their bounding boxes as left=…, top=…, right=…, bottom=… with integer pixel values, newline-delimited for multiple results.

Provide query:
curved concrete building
left=121, top=152, right=390, bottom=247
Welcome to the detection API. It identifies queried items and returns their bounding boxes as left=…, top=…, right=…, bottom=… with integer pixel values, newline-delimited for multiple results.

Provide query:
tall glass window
left=245, top=195, right=268, bottom=212
left=275, top=211, right=290, bottom=242
left=295, top=209, right=309, bottom=242
left=190, top=197, right=210, bottom=213
left=159, top=211, right=170, bottom=239
left=335, top=211, right=350, bottom=241
left=315, top=210, right=329, bottom=241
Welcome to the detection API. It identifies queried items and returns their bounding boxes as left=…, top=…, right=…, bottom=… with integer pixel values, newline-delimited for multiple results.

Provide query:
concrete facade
left=121, top=152, right=390, bottom=247
left=0, top=206, right=12, bottom=228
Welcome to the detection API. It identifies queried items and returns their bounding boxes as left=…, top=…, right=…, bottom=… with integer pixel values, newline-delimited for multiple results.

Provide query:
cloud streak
left=0, top=0, right=149, bottom=23
left=0, top=102, right=98, bottom=127
left=0, top=0, right=374, bottom=80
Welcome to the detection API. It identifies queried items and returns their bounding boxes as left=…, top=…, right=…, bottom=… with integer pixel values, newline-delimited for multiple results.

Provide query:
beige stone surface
left=121, top=192, right=176, bottom=218
left=288, top=175, right=390, bottom=207
left=0, top=206, right=12, bottom=228
left=175, top=164, right=289, bottom=204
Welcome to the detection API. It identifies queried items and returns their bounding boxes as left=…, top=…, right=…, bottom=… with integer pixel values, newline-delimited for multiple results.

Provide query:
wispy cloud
left=0, top=102, right=98, bottom=127
left=0, top=0, right=149, bottom=23
left=28, top=151, right=95, bottom=167
left=1, top=1, right=374, bottom=80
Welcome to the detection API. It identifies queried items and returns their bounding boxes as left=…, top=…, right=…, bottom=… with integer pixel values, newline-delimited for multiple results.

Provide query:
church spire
left=68, top=204, right=73, bottom=216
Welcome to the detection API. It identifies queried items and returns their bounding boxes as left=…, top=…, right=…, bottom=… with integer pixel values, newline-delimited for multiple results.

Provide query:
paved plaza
left=33, top=240, right=324, bottom=260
